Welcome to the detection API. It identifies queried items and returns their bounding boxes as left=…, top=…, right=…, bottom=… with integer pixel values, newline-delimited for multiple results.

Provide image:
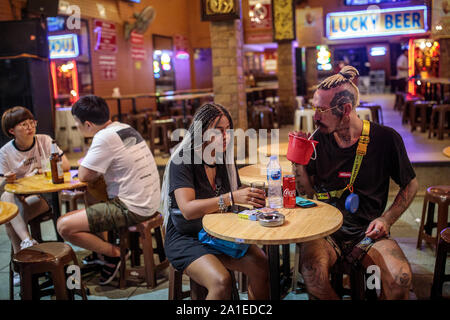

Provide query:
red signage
left=93, top=19, right=117, bottom=53
left=130, top=31, right=145, bottom=60
left=98, top=55, right=117, bottom=80
left=249, top=0, right=272, bottom=29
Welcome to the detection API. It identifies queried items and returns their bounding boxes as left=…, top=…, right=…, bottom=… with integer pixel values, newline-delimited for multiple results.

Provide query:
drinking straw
left=308, top=127, right=320, bottom=140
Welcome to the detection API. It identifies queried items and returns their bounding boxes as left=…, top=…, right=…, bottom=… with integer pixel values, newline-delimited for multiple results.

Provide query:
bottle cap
left=270, top=155, right=277, bottom=160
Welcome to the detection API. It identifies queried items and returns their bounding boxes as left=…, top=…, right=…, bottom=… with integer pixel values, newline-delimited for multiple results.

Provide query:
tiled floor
left=1, top=93, right=449, bottom=300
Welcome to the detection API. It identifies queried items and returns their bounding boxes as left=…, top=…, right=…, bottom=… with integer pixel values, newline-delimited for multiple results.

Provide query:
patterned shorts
left=85, top=198, right=150, bottom=233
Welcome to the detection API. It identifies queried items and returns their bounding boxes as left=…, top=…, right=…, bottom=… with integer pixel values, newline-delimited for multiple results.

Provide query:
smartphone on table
left=296, top=196, right=317, bottom=208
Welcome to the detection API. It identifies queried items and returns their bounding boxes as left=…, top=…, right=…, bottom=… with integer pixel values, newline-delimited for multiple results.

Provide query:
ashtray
left=257, top=212, right=285, bottom=227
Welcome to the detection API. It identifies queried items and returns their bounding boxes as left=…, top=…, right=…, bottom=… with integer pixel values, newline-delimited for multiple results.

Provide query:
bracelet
left=229, top=192, right=234, bottom=206
left=218, top=194, right=227, bottom=212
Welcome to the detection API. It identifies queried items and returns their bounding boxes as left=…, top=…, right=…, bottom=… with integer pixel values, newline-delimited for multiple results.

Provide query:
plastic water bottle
left=267, top=155, right=283, bottom=208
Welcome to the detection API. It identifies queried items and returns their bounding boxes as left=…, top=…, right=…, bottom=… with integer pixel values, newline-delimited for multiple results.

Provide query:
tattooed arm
left=366, top=177, right=418, bottom=239
left=294, top=163, right=316, bottom=199
left=383, top=177, right=419, bottom=225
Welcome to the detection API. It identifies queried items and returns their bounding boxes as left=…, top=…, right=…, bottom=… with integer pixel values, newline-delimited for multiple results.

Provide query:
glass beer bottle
left=50, top=140, right=64, bottom=184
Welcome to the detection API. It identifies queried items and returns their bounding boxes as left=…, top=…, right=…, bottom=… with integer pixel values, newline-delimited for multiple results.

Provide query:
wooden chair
left=330, top=261, right=378, bottom=300
left=410, top=101, right=435, bottom=132
left=13, top=242, right=87, bottom=300
left=149, top=119, right=176, bottom=155
left=118, top=213, right=169, bottom=289
left=428, top=104, right=450, bottom=140
left=430, top=228, right=450, bottom=299
left=402, top=96, right=422, bottom=124
left=124, top=113, right=150, bottom=140
left=168, top=264, right=240, bottom=300
left=417, top=185, right=450, bottom=255
left=252, top=106, right=275, bottom=130
left=59, top=190, right=88, bottom=213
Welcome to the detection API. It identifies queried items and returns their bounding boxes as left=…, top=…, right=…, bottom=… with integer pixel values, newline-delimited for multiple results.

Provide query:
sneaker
left=98, top=250, right=130, bottom=286
left=82, top=252, right=105, bottom=266
left=20, top=238, right=38, bottom=250
left=13, top=272, right=20, bottom=287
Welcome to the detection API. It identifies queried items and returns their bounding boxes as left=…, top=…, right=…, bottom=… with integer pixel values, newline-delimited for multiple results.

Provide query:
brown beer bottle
left=50, top=140, right=64, bottom=184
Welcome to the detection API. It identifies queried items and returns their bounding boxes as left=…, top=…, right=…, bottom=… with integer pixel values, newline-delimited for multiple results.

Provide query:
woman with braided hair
left=161, top=103, right=269, bottom=300
left=293, top=66, right=418, bottom=299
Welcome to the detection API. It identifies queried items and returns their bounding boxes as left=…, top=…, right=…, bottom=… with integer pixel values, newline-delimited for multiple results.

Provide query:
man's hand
left=365, top=217, right=390, bottom=240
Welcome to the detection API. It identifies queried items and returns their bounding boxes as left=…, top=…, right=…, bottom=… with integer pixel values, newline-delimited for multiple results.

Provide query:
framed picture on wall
left=201, top=0, right=240, bottom=21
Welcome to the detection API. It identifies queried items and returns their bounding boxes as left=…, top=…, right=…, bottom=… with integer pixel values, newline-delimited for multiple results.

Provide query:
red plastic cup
left=286, top=133, right=318, bottom=165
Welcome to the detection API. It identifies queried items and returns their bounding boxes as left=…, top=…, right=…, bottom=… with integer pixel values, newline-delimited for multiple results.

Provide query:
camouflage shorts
left=86, top=198, right=150, bottom=233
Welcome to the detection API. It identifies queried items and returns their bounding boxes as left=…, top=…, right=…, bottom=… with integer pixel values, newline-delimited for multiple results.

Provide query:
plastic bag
left=198, top=228, right=249, bottom=259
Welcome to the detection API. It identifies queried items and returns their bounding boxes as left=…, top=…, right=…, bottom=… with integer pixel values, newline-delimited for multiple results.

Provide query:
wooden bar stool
left=402, top=97, right=422, bottom=124
left=125, top=113, right=150, bottom=140
left=330, top=261, right=378, bottom=300
left=59, top=190, right=87, bottom=213
left=428, top=104, right=450, bottom=140
left=417, top=186, right=450, bottom=254
left=430, top=228, right=450, bottom=299
left=410, top=101, right=435, bottom=132
left=149, top=119, right=176, bottom=155
left=168, top=264, right=240, bottom=300
left=13, top=242, right=87, bottom=300
left=360, top=103, right=384, bottom=125
left=118, top=213, right=169, bottom=289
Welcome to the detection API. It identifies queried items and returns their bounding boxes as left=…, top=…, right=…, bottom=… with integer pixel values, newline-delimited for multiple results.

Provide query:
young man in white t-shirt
left=57, top=95, right=160, bottom=285
left=396, top=49, right=409, bottom=92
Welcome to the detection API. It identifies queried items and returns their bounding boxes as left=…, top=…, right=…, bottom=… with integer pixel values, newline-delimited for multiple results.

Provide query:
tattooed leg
left=299, top=239, right=340, bottom=300
left=363, top=239, right=412, bottom=300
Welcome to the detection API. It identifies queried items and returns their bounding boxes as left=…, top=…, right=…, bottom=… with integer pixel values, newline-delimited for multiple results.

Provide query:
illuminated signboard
left=326, top=5, right=427, bottom=40
left=48, top=34, right=79, bottom=59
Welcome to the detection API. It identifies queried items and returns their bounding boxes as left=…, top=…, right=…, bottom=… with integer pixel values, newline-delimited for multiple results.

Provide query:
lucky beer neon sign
left=326, top=5, right=427, bottom=40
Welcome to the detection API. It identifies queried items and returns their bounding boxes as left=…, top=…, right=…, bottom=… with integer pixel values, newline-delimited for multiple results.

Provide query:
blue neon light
left=370, top=46, right=386, bottom=56
left=326, top=5, right=427, bottom=40
left=48, top=34, right=80, bottom=59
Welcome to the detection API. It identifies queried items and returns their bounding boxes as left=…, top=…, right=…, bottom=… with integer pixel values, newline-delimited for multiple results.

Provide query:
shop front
left=322, top=4, right=438, bottom=95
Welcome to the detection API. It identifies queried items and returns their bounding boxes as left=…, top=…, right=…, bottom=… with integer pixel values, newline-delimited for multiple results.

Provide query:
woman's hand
left=233, top=187, right=266, bottom=208
left=5, top=172, right=16, bottom=183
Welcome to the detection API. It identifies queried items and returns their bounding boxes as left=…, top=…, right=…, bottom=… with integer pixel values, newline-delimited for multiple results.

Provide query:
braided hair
left=317, top=65, right=360, bottom=109
left=160, top=102, right=238, bottom=228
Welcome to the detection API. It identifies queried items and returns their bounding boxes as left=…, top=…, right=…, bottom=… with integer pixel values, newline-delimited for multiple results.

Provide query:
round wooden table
left=0, top=201, right=19, bottom=225
left=443, top=146, right=450, bottom=158
left=203, top=201, right=343, bottom=299
left=238, top=160, right=294, bottom=187
left=257, top=142, right=288, bottom=157
left=5, top=171, right=87, bottom=241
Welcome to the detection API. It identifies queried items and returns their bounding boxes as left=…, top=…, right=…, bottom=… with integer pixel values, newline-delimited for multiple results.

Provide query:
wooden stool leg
left=417, top=196, right=429, bottom=249
left=430, top=238, right=449, bottom=299
left=51, top=266, right=69, bottom=300
left=20, top=268, right=34, bottom=300
left=435, top=204, right=449, bottom=255
left=154, top=226, right=166, bottom=262
left=119, top=229, right=129, bottom=289
left=141, top=226, right=157, bottom=288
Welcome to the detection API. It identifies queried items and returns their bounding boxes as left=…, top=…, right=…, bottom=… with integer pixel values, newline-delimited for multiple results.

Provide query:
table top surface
left=420, top=77, right=450, bottom=85
left=202, top=201, right=343, bottom=245
left=4, top=172, right=86, bottom=195
left=159, top=92, right=214, bottom=101
left=238, top=161, right=294, bottom=186
left=257, top=142, right=289, bottom=156
left=444, top=146, right=450, bottom=158
left=0, top=201, right=19, bottom=225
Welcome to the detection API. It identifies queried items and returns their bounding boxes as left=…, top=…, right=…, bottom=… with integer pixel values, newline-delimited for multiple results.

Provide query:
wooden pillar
left=277, top=41, right=297, bottom=125
left=210, top=18, right=247, bottom=130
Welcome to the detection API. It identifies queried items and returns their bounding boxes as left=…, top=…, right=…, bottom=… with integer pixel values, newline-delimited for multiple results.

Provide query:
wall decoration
left=272, top=0, right=296, bottom=42
left=93, top=19, right=117, bottom=53
left=201, top=0, right=240, bottom=21
left=295, top=7, right=324, bottom=47
left=432, top=0, right=450, bottom=37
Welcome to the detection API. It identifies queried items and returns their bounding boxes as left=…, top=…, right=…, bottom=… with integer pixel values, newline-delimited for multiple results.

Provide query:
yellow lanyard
left=316, top=120, right=370, bottom=200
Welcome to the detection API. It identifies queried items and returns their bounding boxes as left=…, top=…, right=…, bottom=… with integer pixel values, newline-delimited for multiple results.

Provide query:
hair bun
left=338, top=66, right=359, bottom=80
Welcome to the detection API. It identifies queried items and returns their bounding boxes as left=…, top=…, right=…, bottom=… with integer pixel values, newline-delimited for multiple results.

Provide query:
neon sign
left=326, top=6, right=427, bottom=40
left=48, top=34, right=79, bottom=59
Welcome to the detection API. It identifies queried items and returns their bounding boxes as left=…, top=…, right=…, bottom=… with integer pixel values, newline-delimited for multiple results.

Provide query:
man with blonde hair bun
left=294, top=66, right=418, bottom=300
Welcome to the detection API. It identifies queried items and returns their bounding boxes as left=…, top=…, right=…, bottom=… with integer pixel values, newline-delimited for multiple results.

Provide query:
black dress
left=164, top=158, right=241, bottom=272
